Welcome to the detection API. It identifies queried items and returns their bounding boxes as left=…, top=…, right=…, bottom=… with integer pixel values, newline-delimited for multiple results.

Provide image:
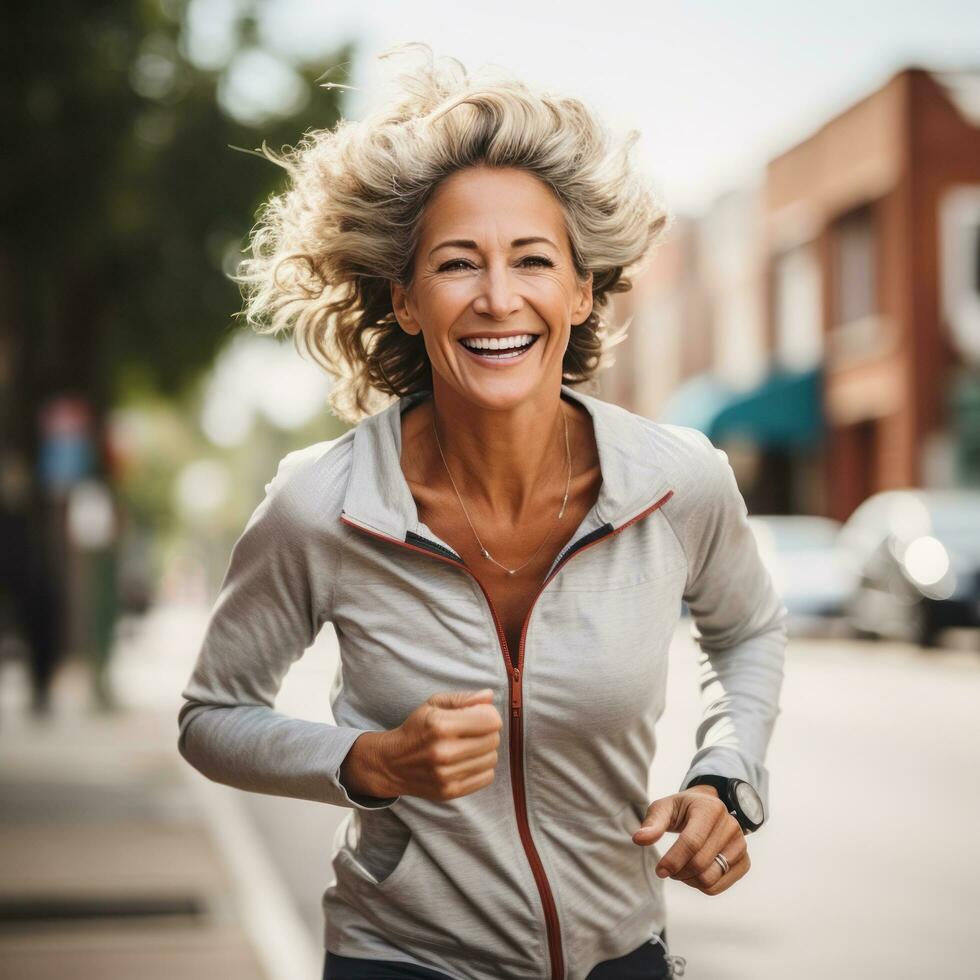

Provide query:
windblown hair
left=236, top=42, right=672, bottom=424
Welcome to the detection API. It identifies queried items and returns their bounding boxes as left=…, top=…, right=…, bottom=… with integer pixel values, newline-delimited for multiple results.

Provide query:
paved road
left=117, top=603, right=980, bottom=979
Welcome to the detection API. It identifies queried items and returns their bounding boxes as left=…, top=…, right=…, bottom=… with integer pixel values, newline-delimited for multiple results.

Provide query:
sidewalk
left=0, top=636, right=273, bottom=979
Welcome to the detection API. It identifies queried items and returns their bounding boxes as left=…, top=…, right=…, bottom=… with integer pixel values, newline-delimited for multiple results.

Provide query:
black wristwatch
left=685, top=774, right=765, bottom=835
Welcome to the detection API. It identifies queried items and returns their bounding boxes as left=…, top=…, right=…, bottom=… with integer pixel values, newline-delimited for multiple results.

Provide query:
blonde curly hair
left=235, top=42, right=672, bottom=424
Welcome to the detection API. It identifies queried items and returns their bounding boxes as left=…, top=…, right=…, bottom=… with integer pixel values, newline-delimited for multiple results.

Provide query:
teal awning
left=659, top=367, right=823, bottom=448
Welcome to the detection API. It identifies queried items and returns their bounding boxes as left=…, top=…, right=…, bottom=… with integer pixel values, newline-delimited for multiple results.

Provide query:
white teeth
left=460, top=334, right=536, bottom=351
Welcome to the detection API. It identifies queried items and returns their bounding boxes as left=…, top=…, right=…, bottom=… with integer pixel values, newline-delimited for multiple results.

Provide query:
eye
left=436, top=255, right=555, bottom=273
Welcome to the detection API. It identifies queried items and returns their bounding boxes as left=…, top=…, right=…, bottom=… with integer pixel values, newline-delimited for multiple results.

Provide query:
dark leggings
left=324, top=929, right=672, bottom=979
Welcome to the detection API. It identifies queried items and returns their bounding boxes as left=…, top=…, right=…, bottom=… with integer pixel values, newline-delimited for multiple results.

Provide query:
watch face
left=734, top=780, right=765, bottom=825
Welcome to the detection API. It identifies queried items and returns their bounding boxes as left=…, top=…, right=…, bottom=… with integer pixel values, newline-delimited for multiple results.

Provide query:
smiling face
left=390, top=165, right=593, bottom=411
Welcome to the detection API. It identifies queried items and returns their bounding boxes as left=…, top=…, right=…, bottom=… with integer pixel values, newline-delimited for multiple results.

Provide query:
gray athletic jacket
left=177, top=383, right=788, bottom=980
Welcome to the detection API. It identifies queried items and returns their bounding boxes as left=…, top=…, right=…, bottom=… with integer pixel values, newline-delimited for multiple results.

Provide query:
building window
left=827, top=201, right=892, bottom=364
left=940, top=184, right=980, bottom=365
left=974, top=222, right=980, bottom=294
left=772, top=242, right=822, bottom=372
left=833, top=203, right=877, bottom=325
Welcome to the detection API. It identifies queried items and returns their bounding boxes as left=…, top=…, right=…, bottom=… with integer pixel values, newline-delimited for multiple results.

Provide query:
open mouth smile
left=457, top=334, right=541, bottom=365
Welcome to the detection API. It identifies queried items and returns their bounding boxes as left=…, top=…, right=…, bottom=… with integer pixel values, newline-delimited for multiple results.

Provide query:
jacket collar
left=342, top=384, right=672, bottom=542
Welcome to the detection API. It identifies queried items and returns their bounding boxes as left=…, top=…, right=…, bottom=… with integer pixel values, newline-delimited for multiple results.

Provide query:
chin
left=443, top=367, right=555, bottom=412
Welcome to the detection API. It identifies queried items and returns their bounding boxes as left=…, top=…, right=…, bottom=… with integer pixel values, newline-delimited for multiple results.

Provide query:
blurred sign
left=38, top=395, right=95, bottom=494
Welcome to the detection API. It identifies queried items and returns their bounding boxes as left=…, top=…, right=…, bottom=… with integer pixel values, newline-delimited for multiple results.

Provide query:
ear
left=572, top=271, right=594, bottom=326
left=390, top=280, right=423, bottom=337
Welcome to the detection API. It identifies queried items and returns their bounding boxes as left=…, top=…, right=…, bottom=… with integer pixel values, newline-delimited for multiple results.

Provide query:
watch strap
left=685, top=774, right=761, bottom=834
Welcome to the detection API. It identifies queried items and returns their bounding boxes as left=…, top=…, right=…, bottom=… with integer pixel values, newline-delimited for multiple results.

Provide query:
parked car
left=835, top=489, right=980, bottom=647
left=747, top=515, right=857, bottom=636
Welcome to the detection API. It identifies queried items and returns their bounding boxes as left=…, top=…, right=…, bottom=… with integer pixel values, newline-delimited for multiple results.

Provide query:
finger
left=673, top=816, right=745, bottom=882
left=429, top=701, right=503, bottom=738
left=427, top=729, right=500, bottom=766
left=703, top=848, right=751, bottom=896
left=673, top=845, right=745, bottom=894
left=451, top=730, right=502, bottom=763
left=439, top=763, right=496, bottom=800
left=428, top=689, right=495, bottom=711
left=676, top=829, right=745, bottom=886
left=438, top=747, right=499, bottom=783
left=654, top=799, right=719, bottom=878
left=632, top=796, right=681, bottom=846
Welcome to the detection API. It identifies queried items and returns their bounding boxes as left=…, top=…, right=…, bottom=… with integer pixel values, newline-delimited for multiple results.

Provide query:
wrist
left=340, top=731, right=399, bottom=798
left=686, top=783, right=720, bottom=799
left=685, top=774, right=766, bottom=834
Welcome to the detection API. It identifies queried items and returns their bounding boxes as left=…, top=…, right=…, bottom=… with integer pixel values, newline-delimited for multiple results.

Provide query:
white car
left=834, top=489, right=980, bottom=646
left=747, top=515, right=858, bottom=636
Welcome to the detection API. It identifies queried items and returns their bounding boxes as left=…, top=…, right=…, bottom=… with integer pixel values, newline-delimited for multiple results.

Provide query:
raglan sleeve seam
left=660, top=501, right=693, bottom=598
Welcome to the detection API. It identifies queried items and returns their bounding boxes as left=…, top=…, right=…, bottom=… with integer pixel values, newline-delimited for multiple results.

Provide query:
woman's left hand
left=631, top=785, right=749, bottom=895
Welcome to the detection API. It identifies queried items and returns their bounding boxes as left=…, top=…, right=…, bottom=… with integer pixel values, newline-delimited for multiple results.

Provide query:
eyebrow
left=428, top=236, right=558, bottom=258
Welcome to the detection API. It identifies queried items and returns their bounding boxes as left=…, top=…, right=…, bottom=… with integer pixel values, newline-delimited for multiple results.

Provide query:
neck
left=425, top=379, right=570, bottom=524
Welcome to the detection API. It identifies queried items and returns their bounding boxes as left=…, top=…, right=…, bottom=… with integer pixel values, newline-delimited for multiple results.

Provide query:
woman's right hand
left=349, top=689, right=502, bottom=801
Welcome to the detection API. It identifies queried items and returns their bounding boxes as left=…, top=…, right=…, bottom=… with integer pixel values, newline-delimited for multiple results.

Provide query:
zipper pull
left=511, top=666, right=522, bottom=715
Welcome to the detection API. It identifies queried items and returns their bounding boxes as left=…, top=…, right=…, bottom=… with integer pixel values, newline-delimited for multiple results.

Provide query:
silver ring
left=713, top=852, right=730, bottom=875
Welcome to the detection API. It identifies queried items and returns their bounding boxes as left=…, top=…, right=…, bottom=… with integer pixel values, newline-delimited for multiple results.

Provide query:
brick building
left=765, top=66, right=980, bottom=521
left=602, top=66, right=980, bottom=521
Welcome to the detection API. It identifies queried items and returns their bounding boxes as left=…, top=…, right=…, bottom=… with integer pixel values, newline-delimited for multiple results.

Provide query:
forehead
left=419, top=166, right=567, bottom=241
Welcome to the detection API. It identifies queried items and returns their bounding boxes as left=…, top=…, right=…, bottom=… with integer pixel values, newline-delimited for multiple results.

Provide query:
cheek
left=539, top=305, right=575, bottom=349
left=536, top=277, right=585, bottom=319
left=414, top=287, right=467, bottom=338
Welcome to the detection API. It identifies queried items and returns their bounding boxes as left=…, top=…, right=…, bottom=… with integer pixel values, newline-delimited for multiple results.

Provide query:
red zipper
left=339, top=488, right=674, bottom=980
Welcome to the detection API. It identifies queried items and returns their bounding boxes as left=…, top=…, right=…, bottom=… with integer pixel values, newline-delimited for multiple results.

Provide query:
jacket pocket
left=335, top=832, right=418, bottom=892
left=331, top=828, right=536, bottom=969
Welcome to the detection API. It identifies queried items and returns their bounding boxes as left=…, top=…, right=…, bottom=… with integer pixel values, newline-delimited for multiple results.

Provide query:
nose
left=471, top=261, right=524, bottom=320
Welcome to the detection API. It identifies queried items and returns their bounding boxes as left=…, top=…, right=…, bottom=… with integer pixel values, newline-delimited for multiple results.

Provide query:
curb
left=178, top=763, right=324, bottom=980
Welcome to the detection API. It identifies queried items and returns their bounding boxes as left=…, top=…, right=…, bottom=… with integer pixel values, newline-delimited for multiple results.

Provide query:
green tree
left=0, top=0, right=353, bottom=710
left=1, top=0, right=353, bottom=472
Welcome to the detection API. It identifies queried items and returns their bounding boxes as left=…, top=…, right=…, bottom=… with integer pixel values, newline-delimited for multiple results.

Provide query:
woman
left=178, top=43, right=788, bottom=980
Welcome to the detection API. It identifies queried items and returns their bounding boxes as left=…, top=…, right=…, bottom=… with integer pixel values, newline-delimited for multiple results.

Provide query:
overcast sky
left=244, top=0, right=980, bottom=216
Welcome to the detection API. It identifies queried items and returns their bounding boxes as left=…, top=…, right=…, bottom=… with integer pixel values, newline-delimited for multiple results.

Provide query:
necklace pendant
left=481, top=548, right=490, bottom=559
left=507, top=569, right=516, bottom=576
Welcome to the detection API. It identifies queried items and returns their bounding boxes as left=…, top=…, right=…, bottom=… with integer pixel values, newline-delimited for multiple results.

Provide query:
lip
left=457, top=335, right=541, bottom=368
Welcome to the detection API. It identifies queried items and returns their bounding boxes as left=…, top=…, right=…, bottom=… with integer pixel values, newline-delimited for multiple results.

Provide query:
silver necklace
left=432, top=404, right=572, bottom=577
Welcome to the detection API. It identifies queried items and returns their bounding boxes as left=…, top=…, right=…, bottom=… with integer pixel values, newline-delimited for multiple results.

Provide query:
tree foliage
left=1, top=0, right=353, bottom=460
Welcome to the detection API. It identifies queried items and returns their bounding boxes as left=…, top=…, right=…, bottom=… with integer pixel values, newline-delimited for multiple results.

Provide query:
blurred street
left=0, top=602, right=318, bottom=980
left=0, top=665, right=267, bottom=979
left=6, top=603, right=972, bottom=979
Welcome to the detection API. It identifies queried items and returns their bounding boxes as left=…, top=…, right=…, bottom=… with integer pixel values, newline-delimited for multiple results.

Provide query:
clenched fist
left=340, top=689, right=503, bottom=802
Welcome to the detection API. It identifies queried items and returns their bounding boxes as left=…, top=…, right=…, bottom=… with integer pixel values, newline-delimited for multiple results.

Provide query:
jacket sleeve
left=176, top=452, right=400, bottom=811
left=669, top=430, right=788, bottom=821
